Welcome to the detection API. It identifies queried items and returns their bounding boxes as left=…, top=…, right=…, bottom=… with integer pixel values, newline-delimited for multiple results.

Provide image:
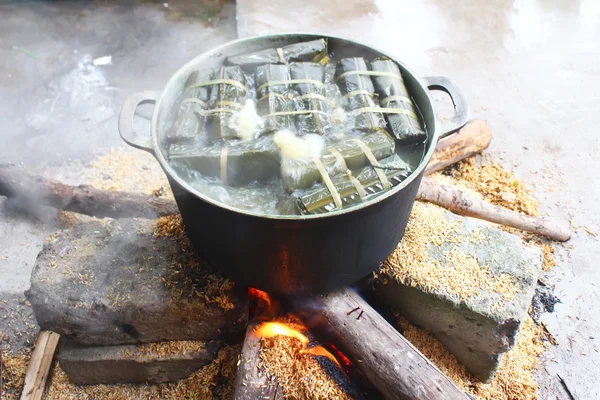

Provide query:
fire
left=248, top=287, right=272, bottom=309
left=256, top=322, right=341, bottom=368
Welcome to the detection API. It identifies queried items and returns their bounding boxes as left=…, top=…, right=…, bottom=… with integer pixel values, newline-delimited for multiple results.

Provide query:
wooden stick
left=0, top=164, right=178, bottom=219
left=300, top=288, right=469, bottom=400
left=417, top=177, right=571, bottom=241
left=425, top=120, right=492, bottom=176
left=20, top=331, right=60, bottom=400
left=232, top=321, right=284, bottom=400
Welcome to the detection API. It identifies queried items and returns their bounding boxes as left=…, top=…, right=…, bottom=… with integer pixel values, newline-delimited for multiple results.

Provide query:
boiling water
left=164, top=56, right=428, bottom=216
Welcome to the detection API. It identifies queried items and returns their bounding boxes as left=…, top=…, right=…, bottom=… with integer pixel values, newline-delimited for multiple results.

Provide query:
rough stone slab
left=373, top=203, right=543, bottom=382
left=59, top=338, right=220, bottom=385
left=26, top=218, right=248, bottom=345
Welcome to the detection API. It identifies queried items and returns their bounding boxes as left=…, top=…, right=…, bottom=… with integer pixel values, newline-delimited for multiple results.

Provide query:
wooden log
left=425, top=120, right=492, bottom=176
left=20, top=331, right=60, bottom=400
left=0, top=164, right=178, bottom=219
left=417, top=177, right=571, bottom=241
left=232, top=321, right=284, bottom=400
left=299, top=288, right=469, bottom=400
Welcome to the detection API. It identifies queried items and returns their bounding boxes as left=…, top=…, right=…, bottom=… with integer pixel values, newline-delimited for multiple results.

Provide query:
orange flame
left=249, top=288, right=272, bottom=308
left=256, top=322, right=341, bottom=368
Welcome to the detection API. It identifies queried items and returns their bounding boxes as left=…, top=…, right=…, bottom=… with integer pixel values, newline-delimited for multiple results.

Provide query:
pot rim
left=152, top=32, right=440, bottom=220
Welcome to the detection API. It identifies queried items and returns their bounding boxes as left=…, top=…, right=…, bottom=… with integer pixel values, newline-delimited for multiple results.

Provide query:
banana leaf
left=168, top=136, right=280, bottom=186
left=255, top=64, right=296, bottom=133
left=227, top=38, right=329, bottom=67
left=296, top=154, right=411, bottom=214
left=335, top=57, right=387, bottom=132
left=205, top=66, right=248, bottom=142
left=166, top=70, right=213, bottom=142
left=282, top=131, right=395, bottom=191
left=255, top=64, right=291, bottom=97
left=289, top=62, right=332, bottom=135
left=370, top=58, right=425, bottom=143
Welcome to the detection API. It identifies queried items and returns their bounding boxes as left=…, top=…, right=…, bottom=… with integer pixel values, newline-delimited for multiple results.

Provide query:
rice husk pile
left=379, top=202, right=519, bottom=305
left=0, top=349, right=31, bottom=399
left=154, top=215, right=235, bottom=311
left=131, top=340, right=206, bottom=358
left=397, top=315, right=546, bottom=399
left=442, top=156, right=539, bottom=216
left=259, top=316, right=353, bottom=400
left=44, top=345, right=240, bottom=400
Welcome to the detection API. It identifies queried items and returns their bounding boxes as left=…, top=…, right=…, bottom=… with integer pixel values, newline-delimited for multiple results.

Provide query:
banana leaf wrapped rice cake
left=281, top=131, right=395, bottom=191
left=296, top=154, right=411, bottom=214
left=335, top=58, right=387, bottom=132
left=205, top=66, right=250, bottom=142
left=168, top=136, right=280, bottom=186
left=289, top=62, right=332, bottom=135
left=256, top=64, right=296, bottom=134
left=166, top=70, right=213, bottom=142
left=370, top=57, right=425, bottom=143
left=227, top=38, right=329, bottom=67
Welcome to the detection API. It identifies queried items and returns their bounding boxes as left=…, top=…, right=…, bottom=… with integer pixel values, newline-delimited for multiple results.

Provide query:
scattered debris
left=529, top=282, right=561, bottom=324
left=557, top=374, right=577, bottom=400
left=92, top=55, right=112, bottom=66
left=12, top=45, right=39, bottom=59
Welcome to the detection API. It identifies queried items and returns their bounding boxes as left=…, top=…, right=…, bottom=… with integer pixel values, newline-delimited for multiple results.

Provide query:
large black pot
left=119, top=33, right=469, bottom=295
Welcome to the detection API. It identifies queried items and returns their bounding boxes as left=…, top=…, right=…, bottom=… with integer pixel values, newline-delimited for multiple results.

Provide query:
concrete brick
left=373, top=205, right=543, bottom=382
left=59, top=338, right=221, bottom=385
left=26, top=219, right=248, bottom=345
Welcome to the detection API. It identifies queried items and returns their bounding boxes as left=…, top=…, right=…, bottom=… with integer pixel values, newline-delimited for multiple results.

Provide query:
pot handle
left=118, top=91, right=161, bottom=154
left=423, top=76, right=470, bottom=139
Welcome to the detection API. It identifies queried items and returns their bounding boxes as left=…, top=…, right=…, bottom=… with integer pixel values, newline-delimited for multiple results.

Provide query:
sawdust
left=379, top=202, right=519, bottom=304
left=154, top=215, right=236, bottom=312
left=133, top=340, right=206, bottom=358
left=397, top=315, right=546, bottom=400
left=0, top=349, right=31, bottom=399
left=443, top=156, right=539, bottom=217
left=532, top=239, right=558, bottom=272
left=57, top=211, right=81, bottom=228
left=259, top=316, right=353, bottom=400
left=87, top=149, right=172, bottom=197
left=44, top=345, right=240, bottom=400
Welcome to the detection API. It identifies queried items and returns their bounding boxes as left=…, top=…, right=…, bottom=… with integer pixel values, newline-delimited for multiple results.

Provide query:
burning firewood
left=232, top=321, right=284, bottom=400
left=298, top=288, right=471, bottom=400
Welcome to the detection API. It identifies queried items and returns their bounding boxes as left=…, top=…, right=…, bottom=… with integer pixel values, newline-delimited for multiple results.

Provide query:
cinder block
left=373, top=203, right=542, bottom=382
left=26, top=218, right=248, bottom=345
left=59, top=338, right=221, bottom=385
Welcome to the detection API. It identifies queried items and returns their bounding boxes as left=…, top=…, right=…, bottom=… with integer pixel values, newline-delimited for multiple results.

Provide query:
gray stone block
left=26, top=218, right=248, bottom=345
left=59, top=338, right=221, bottom=385
left=373, top=204, right=543, bottom=382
